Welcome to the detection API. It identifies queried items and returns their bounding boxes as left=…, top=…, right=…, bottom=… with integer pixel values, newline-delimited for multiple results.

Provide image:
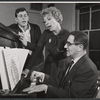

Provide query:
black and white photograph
left=0, top=3, right=99, bottom=99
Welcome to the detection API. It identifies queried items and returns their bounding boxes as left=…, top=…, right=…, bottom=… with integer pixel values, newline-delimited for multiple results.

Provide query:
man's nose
left=64, top=44, right=68, bottom=49
left=22, top=16, right=25, bottom=19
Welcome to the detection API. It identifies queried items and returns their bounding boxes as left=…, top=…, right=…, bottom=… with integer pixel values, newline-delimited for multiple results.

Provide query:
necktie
left=65, top=60, right=74, bottom=76
left=59, top=60, right=74, bottom=86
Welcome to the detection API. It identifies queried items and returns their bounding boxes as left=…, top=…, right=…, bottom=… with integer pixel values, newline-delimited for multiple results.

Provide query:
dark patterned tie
left=59, top=60, right=74, bottom=86
left=65, top=60, right=74, bottom=76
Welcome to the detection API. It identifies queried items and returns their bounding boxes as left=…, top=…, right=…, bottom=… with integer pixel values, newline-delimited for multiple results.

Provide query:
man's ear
left=15, top=18, right=18, bottom=23
left=78, top=44, right=84, bottom=51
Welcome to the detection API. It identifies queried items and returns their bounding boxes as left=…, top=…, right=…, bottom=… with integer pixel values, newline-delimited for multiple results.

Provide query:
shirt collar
left=18, top=23, right=31, bottom=32
left=73, top=53, right=86, bottom=65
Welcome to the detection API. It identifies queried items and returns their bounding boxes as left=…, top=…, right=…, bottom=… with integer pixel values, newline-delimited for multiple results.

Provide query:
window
left=30, top=3, right=42, bottom=11
left=76, top=3, right=100, bottom=70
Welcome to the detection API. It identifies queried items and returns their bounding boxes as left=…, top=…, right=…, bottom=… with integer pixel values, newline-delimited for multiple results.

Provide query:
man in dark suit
left=9, top=7, right=44, bottom=73
left=23, top=31, right=98, bottom=98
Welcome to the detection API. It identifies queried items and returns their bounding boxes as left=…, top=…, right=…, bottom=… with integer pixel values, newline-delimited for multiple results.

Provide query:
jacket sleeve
left=26, top=24, right=42, bottom=51
left=25, top=30, right=46, bottom=70
left=43, top=67, right=97, bottom=98
left=25, top=45, right=44, bottom=70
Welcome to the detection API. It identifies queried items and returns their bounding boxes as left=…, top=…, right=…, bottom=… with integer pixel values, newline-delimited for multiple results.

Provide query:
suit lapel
left=59, top=54, right=88, bottom=87
left=66, top=54, right=88, bottom=79
left=16, top=24, right=22, bottom=33
left=29, top=23, right=34, bottom=43
left=17, top=24, right=24, bottom=48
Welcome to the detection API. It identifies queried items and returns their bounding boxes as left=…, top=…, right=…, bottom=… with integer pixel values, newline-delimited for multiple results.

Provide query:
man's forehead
left=17, top=11, right=27, bottom=15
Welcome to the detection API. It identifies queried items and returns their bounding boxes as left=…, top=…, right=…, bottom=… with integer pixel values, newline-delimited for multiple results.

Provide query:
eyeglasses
left=66, top=41, right=80, bottom=47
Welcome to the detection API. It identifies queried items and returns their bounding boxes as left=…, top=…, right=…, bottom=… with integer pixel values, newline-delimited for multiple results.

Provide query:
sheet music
left=0, top=47, right=29, bottom=91
left=9, top=48, right=29, bottom=79
left=3, top=49, right=20, bottom=90
left=0, top=47, right=10, bottom=90
left=17, top=49, right=29, bottom=78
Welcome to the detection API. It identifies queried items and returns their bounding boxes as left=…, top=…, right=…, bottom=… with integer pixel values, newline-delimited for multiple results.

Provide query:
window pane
left=79, top=13, right=89, bottom=30
left=89, top=31, right=100, bottom=50
left=30, top=3, right=42, bottom=11
left=89, top=51, right=100, bottom=70
left=91, top=11, right=100, bottom=29
left=80, top=7, right=90, bottom=13
left=92, top=4, right=100, bottom=11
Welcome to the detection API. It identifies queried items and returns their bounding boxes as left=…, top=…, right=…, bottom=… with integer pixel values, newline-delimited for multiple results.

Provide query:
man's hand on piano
left=30, top=71, right=45, bottom=83
left=22, top=84, right=48, bottom=94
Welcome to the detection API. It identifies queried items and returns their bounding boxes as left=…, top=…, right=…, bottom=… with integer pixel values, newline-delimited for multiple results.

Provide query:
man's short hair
left=70, top=31, right=89, bottom=50
left=15, top=7, right=28, bottom=17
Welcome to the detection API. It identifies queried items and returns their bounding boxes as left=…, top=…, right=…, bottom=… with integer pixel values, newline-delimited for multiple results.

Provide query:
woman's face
left=43, top=14, right=60, bottom=31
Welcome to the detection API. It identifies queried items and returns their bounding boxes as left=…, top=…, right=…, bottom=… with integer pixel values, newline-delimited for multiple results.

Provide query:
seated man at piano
left=23, top=31, right=98, bottom=98
left=8, top=7, right=44, bottom=74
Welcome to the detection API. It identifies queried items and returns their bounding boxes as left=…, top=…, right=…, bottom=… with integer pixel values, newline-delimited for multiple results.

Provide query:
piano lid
left=0, top=22, right=19, bottom=42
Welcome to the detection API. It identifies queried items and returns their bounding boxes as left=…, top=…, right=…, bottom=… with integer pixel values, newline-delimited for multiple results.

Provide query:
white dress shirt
left=19, top=24, right=32, bottom=55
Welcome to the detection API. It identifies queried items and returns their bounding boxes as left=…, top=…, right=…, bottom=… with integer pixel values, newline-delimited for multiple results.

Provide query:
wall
left=43, top=3, right=76, bottom=32
left=0, top=3, right=29, bottom=25
left=0, top=3, right=75, bottom=32
left=29, top=3, right=76, bottom=32
left=0, top=3, right=76, bottom=59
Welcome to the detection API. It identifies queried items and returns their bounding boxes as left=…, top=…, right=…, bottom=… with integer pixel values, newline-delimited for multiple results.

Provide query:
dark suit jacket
left=43, top=54, right=98, bottom=98
left=8, top=23, right=44, bottom=69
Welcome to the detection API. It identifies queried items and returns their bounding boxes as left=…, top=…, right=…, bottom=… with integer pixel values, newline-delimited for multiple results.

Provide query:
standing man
left=9, top=7, right=44, bottom=73
left=23, top=31, right=98, bottom=98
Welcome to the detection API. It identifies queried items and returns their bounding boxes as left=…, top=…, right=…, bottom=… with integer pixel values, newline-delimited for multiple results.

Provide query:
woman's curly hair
left=41, top=7, right=63, bottom=24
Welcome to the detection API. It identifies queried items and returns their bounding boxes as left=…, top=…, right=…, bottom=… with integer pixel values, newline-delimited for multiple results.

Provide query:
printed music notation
left=0, top=47, right=29, bottom=90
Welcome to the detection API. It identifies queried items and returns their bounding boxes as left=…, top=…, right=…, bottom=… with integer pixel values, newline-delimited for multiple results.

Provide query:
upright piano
left=0, top=22, right=19, bottom=48
left=0, top=22, right=36, bottom=98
